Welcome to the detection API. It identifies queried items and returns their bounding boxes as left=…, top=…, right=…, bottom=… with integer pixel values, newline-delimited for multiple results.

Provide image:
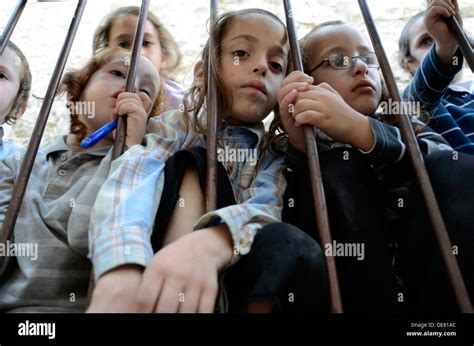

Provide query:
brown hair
left=93, top=6, right=182, bottom=80
left=398, top=11, right=474, bottom=77
left=58, top=47, right=164, bottom=142
left=184, top=8, right=290, bottom=155
left=3, top=41, right=32, bottom=125
left=398, top=11, right=425, bottom=76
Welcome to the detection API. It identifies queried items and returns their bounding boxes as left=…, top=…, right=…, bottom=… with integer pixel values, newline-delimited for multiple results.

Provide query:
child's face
left=79, top=52, right=160, bottom=137
left=306, top=25, right=382, bottom=116
left=219, top=14, right=288, bottom=125
left=0, top=47, right=22, bottom=122
left=406, top=16, right=433, bottom=74
left=109, top=14, right=167, bottom=74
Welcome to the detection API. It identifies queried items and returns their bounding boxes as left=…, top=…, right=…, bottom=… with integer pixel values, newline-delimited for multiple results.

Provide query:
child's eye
left=142, top=40, right=154, bottom=47
left=232, top=50, right=249, bottom=58
left=110, top=69, right=126, bottom=78
left=118, top=41, right=131, bottom=49
left=420, top=36, right=433, bottom=47
left=0, top=72, right=8, bottom=80
left=270, top=61, right=284, bottom=73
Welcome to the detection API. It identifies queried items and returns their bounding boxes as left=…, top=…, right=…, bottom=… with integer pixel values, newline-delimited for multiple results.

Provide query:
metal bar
left=0, top=0, right=87, bottom=270
left=448, top=16, right=474, bottom=72
left=0, top=0, right=27, bottom=55
left=112, top=0, right=150, bottom=159
left=206, top=0, right=218, bottom=213
left=359, top=0, right=472, bottom=313
left=283, top=0, right=343, bottom=313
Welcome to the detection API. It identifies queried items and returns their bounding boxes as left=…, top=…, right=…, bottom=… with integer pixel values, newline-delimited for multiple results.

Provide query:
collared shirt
left=89, top=109, right=286, bottom=280
left=0, top=136, right=111, bottom=312
left=162, top=79, right=185, bottom=112
left=0, top=127, right=21, bottom=161
left=403, top=45, right=474, bottom=154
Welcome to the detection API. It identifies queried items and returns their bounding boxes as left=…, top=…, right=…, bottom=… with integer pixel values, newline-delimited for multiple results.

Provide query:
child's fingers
left=137, top=92, right=153, bottom=113
left=155, top=279, right=184, bottom=313
left=278, top=82, right=309, bottom=104
left=283, top=71, right=313, bottom=86
left=177, top=287, right=201, bottom=313
left=294, top=110, right=323, bottom=127
left=135, top=269, right=163, bottom=312
left=317, top=82, right=339, bottom=95
left=280, top=89, right=299, bottom=119
left=197, top=284, right=218, bottom=313
left=115, top=98, right=143, bottom=116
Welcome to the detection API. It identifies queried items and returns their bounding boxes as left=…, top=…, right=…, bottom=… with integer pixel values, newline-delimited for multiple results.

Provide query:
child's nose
left=253, top=57, right=268, bottom=75
left=352, top=57, right=369, bottom=76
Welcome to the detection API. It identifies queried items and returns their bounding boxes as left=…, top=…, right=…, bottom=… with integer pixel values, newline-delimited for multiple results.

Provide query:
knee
left=256, top=223, right=327, bottom=274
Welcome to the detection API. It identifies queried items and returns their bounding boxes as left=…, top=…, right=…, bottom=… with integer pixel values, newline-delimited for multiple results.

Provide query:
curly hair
left=58, top=47, right=164, bottom=142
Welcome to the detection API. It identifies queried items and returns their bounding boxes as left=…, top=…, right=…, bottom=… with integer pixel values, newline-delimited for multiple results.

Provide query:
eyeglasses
left=305, top=52, right=380, bottom=75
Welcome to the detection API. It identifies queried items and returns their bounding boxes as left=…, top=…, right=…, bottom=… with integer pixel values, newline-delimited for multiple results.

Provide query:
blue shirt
left=0, top=127, right=20, bottom=161
left=403, top=45, right=474, bottom=154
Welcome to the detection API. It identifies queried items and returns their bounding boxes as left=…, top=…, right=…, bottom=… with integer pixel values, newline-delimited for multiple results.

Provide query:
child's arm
left=403, top=0, right=464, bottom=112
left=193, top=154, right=286, bottom=265
left=88, top=138, right=285, bottom=313
left=87, top=110, right=200, bottom=287
left=279, top=72, right=453, bottom=169
left=88, top=224, right=232, bottom=313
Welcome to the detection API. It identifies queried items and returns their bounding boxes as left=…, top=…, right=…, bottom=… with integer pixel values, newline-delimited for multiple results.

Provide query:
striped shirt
left=89, top=109, right=286, bottom=280
left=403, top=45, right=474, bottom=154
left=0, top=136, right=112, bottom=312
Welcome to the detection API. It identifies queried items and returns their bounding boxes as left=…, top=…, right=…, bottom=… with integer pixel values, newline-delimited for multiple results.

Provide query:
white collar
left=449, top=80, right=474, bottom=94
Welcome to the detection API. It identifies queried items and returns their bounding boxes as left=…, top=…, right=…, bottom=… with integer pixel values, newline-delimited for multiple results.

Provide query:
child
left=0, top=47, right=162, bottom=312
left=399, top=0, right=474, bottom=154
left=397, top=0, right=474, bottom=311
left=93, top=6, right=185, bottom=112
left=0, top=41, right=31, bottom=160
left=278, top=21, right=452, bottom=312
left=87, top=9, right=328, bottom=313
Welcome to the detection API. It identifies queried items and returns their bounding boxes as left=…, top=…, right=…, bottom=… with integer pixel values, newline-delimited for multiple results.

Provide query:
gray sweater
left=0, top=136, right=111, bottom=312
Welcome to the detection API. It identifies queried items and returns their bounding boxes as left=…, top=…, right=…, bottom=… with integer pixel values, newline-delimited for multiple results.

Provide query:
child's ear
left=193, top=60, right=204, bottom=89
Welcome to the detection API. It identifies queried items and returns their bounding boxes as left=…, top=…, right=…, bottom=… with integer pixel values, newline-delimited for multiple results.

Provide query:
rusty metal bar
left=112, top=0, right=150, bottom=159
left=0, top=0, right=87, bottom=270
left=448, top=16, right=474, bottom=72
left=359, top=0, right=472, bottom=313
left=283, top=0, right=343, bottom=313
left=0, top=0, right=27, bottom=55
left=205, top=0, right=219, bottom=213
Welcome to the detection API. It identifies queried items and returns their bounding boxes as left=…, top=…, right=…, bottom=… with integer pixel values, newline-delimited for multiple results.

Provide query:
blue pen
left=80, top=119, right=118, bottom=149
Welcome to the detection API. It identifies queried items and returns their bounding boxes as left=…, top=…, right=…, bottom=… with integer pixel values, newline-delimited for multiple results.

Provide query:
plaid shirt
left=89, top=110, right=286, bottom=280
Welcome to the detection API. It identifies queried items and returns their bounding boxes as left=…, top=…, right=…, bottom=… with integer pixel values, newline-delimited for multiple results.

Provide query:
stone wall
left=1, top=0, right=473, bottom=147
